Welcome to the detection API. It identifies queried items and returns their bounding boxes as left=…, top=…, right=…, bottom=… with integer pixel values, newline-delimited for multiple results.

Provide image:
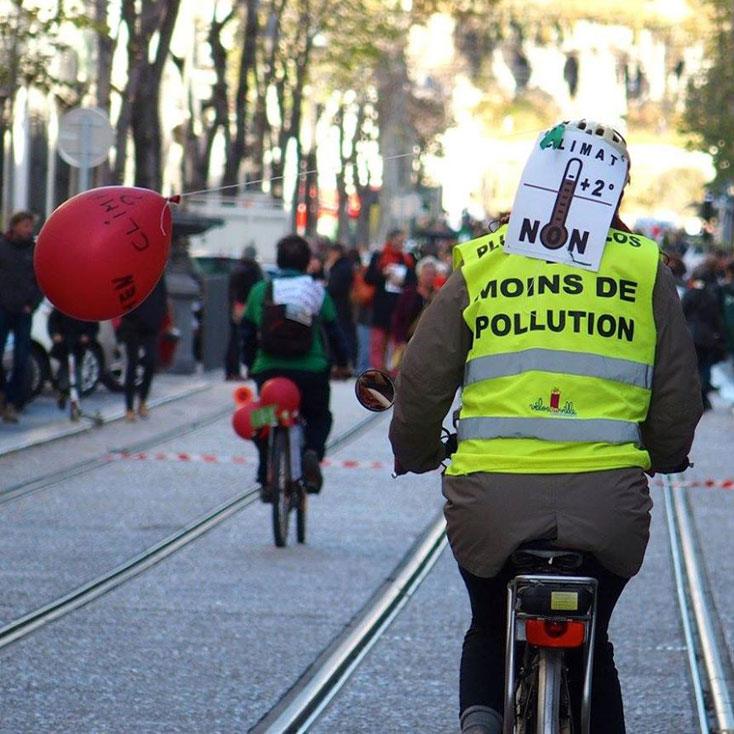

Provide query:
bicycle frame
left=503, top=573, right=598, bottom=734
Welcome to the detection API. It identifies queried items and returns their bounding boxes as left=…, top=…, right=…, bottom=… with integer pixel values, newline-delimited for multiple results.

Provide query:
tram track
left=251, top=474, right=734, bottom=734
left=251, top=510, right=448, bottom=733
left=0, top=412, right=385, bottom=651
left=663, top=475, right=734, bottom=733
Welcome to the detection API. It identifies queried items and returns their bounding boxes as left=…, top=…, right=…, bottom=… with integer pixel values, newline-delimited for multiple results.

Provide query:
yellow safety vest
left=448, top=225, right=660, bottom=475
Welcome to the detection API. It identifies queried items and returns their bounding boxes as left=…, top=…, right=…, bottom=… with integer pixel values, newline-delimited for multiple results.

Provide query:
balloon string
left=176, top=151, right=417, bottom=199
left=171, top=126, right=545, bottom=201
left=157, top=126, right=546, bottom=234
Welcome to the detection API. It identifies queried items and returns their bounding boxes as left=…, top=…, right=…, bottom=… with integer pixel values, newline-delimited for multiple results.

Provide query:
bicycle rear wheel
left=270, top=428, right=291, bottom=547
left=536, top=648, right=562, bottom=734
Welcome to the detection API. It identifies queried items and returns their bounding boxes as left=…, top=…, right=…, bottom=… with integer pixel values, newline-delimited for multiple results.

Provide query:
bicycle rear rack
left=503, top=573, right=598, bottom=734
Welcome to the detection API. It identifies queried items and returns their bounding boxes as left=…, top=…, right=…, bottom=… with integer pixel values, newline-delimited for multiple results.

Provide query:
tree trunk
left=132, top=70, right=162, bottom=190
left=183, top=7, right=235, bottom=191
left=95, top=0, right=115, bottom=184
left=335, top=106, right=350, bottom=241
left=222, top=0, right=259, bottom=189
left=251, top=99, right=268, bottom=185
left=287, top=53, right=310, bottom=229
left=375, top=49, right=412, bottom=243
left=355, top=182, right=375, bottom=246
left=0, top=117, right=7, bottom=218
left=114, top=0, right=181, bottom=187
left=271, top=73, right=288, bottom=201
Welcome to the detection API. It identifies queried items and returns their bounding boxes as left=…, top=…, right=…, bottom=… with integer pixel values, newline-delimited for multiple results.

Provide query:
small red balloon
left=233, top=385, right=255, bottom=406
left=259, top=377, right=301, bottom=418
left=34, top=186, right=172, bottom=321
left=232, top=400, right=262, bottom=440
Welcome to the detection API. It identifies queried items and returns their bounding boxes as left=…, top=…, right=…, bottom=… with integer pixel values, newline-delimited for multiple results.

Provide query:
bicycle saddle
left=511, top=542, right=584, bottom=573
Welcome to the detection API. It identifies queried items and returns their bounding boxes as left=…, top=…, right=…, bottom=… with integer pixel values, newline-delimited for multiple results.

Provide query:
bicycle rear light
left=525, top=618, right=586, bottom=648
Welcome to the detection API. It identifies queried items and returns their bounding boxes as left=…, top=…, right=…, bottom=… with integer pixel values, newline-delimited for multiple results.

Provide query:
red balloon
left=232, top=400, right=262, bottom=440
left=259, top=377, right=301, bottom=419
left=34, top=186, right=172, bottom=321
left=233, top=385, right=255, bottom=406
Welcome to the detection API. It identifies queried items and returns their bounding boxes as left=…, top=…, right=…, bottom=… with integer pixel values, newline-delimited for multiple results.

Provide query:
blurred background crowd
left=4, top=203, right=734, bottom=429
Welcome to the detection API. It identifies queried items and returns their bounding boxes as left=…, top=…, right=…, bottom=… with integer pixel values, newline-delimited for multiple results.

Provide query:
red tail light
left=526, top=619, right=585, bottom=648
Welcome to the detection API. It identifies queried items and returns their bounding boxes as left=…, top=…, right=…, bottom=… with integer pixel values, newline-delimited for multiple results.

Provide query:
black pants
left=253, top=369, right=333, bottom=485
left=224, top=320, right=241, bottom=377
left=0, top=309, right=32, bottom=408
left=123, top=332, right=158, bottom=411
left=695, top=345, right=716, bottom=409
left=459, top=555, right=628, bottom=733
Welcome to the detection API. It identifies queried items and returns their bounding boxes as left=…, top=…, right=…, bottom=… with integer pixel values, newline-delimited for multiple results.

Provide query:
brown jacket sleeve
left=641, top=262, right=703, bottom=472
left=389, top=268, right=471, bottom=472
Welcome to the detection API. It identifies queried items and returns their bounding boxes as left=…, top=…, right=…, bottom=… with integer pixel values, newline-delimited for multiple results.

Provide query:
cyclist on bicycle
left=241, top=234, right=350, bottom=501
left=388, top=120, right=702, bottom=733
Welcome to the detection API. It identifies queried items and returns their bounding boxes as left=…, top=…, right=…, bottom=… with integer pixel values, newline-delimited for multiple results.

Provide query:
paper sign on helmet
left=504, top=128, right=629, bottom=272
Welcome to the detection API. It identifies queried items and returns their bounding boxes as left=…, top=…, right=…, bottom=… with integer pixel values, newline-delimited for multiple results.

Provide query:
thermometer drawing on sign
left=540, top=158, right=583, bottom=250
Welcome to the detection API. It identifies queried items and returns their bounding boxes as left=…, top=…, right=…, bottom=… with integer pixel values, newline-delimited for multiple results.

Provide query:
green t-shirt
left=245, top=270, right=337, bottom=374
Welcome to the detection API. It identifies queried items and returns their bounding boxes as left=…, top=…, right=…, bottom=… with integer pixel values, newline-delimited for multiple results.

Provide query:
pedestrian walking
left=0, top=210, right=43, bottom=423
left=350, top=246, right=374, bottom=373
left=364, top=229, right=415, bottom=370
left=325, top=242, right=356, bottom=364
left=225, top=245, right=263, bottom=380
left=117, top=277, right=168, bottom=422
left=47, top=308, right=99, bottom=409
left=682, top=260, right=725, bottom=411
left=390, top=255, right=439, bottom=370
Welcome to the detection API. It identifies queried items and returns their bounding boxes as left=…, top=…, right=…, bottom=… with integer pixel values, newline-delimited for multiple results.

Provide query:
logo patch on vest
left=530, top=388, right=577, bottom=416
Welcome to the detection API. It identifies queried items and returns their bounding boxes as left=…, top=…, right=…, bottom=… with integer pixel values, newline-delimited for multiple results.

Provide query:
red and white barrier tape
left=653, top=478, right=734, bottom=490
left=109, top=453, right=734, bottom=488
left=110, top=451, right=387, bottom=470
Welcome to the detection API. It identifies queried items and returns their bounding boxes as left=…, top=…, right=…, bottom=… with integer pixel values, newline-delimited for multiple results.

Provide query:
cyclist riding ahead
left=388, top=120, right=703, bottom=733
left=241, top=234, right=350, bottom=501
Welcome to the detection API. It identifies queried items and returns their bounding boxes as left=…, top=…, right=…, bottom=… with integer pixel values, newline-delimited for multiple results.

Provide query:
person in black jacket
left=48, top=309, right=99, bottom=409
left=0, top=211, right=43, bottom=422
left=225, top=245, right=263, bottom=380
left=117, top=277, right=168, bottom=421
left=325, top=242, right=356, bottom=364
left=682, top=260, right=725, bottom=411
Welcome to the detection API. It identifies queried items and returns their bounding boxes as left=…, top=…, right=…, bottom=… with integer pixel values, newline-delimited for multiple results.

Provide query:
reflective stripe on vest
left=458, top=416, right=641, bottom=445
left=464, top=348, right=653, bottom=390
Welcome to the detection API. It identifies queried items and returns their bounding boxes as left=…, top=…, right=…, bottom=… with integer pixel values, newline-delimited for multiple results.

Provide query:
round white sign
left=57, top=107, right=114, bottom=168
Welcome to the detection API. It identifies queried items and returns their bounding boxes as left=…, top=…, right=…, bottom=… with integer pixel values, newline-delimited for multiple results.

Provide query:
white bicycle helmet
left=563, top=119, right=628, bottom=158
left=563, top=119, right=630, bottom=184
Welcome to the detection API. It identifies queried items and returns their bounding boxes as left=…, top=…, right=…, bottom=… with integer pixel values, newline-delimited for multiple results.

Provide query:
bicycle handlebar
left=392, top=432, right=458, bottom=478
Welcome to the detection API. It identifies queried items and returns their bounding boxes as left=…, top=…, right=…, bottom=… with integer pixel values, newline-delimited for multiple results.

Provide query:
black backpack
left=260, top=281, right=316, bottom=357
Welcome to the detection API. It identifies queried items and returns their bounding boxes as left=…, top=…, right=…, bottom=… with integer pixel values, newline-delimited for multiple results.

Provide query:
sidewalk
left=0, top=373, right=212, bottom=457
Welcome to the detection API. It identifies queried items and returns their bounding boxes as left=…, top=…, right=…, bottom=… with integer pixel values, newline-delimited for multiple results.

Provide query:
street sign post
left=57, top=107, right=114, bottom=192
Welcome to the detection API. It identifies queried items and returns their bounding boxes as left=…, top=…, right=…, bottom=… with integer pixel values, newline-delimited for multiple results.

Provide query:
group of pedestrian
left=224, top=228, right=454, bottom=380
left=0, top=209, right=169, bottom=426
left=668, top=249, right=734, bottom=411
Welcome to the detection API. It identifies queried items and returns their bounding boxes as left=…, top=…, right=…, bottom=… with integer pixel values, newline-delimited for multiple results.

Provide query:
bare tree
left=221, top=0, right=260, bottom=189
left=113, top=0, right=182, bottom=191
left=178, top=3, right=237, bottom=191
